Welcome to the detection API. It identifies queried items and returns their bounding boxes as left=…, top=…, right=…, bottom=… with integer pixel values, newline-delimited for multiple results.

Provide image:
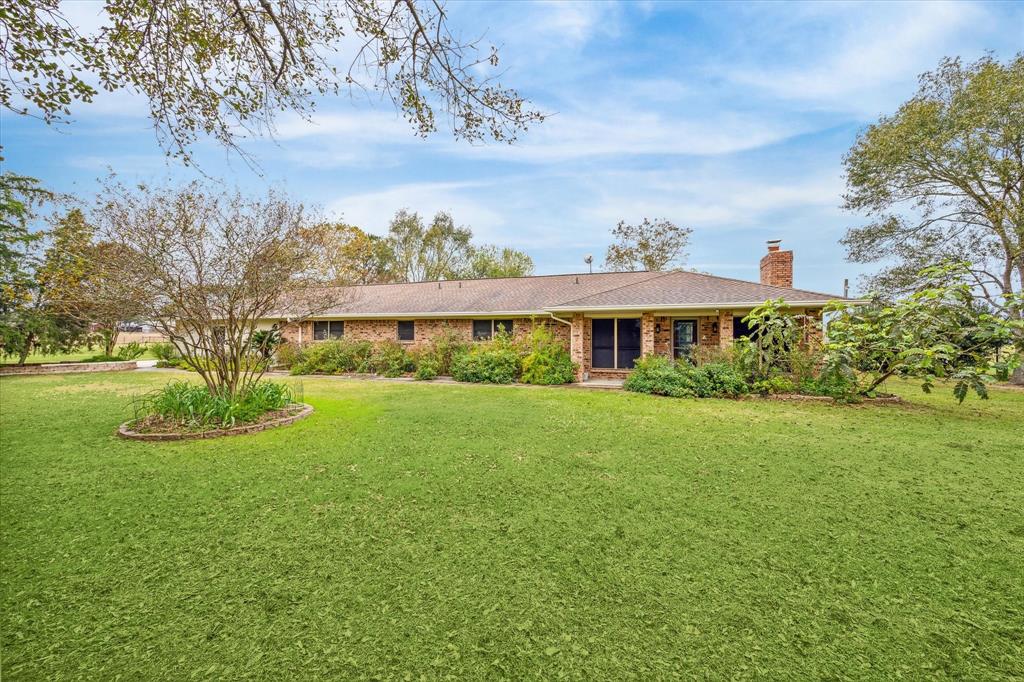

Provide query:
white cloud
left=326, top=181, right=506, bottom=239
left=721, top=1, right=984, bottom=111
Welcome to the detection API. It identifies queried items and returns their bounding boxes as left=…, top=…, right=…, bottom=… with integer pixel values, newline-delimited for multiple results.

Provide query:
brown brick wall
left=759, top=248, right=793, bottom=288
left=279, top=316, right=568, bottom=349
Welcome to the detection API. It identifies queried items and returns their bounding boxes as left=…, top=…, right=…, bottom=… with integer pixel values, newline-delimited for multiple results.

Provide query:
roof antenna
left=584, top=254, right=593, bottom=274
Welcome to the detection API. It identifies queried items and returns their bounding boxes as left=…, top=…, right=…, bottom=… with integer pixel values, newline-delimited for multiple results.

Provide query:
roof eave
left=543, top=299, right=866, bottom=313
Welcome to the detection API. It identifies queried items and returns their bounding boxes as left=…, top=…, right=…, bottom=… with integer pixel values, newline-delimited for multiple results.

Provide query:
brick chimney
left=759, top=239, right=793, bottom=288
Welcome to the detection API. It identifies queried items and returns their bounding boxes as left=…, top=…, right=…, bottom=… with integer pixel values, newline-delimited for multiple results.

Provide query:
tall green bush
left=289, top=339, right=373, bottom=375
left=520, top=325, right=576, bottom=385
left=451, top=331, right=520, bottom=384
left=624, top=356, right=747, bottom=399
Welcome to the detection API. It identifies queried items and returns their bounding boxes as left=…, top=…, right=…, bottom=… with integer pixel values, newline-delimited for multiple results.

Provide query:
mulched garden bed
left=118, top=403, right=314, bottom=441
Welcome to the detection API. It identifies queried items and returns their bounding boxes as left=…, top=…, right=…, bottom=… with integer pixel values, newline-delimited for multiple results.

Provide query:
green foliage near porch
left=1, top=372, right=1021, bottom=679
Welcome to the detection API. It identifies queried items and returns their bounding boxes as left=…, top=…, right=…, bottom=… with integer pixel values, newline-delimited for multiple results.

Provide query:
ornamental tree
left=823, top=263, right=1022, bottom=402
left=93, top=179, right=343, bottom=398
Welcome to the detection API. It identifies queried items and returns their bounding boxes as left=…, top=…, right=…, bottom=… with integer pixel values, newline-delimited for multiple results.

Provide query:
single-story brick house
left=274, top=241, right=846, bottom=381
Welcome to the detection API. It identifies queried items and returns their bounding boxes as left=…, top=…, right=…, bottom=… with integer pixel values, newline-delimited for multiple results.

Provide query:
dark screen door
left=592, top=319, right=615, bottom=368
left=617, top=318, right=642, bottom=369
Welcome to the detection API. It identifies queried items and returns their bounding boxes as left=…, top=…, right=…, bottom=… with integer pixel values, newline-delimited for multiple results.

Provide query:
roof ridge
left=669, top=268, right=844, bottom=300
left=304, top=269, right=656, bottom=290
left=551, top=270, right=676, bottom=307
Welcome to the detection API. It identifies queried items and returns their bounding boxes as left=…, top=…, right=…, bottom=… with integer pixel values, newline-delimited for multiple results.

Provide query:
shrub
left=414, top=355, right=440, bottom=380
left=451, top=333, right=521, bottom=384
left=423, top=324, right=469, bottom=376
left=149, top=341, right=179, bottom=362
left=137, top=380, right=293, bottom=428
left=624, top=356, right=695, bottom=397
left=250, top=329, right=283, bottom=361
left=751, top=376, right=796, bottom=395
left=625, top=356, right=748, bottom=398
left=688, top=345, right=735, bottom=367
left=520, top=325, right=576, bottom=385
left=115, top=342, right=146, bottom=360
left=693, top=362, right=748, bottom=398
left=290, top=339, right=373, bottom=375
left=274, top=341, right=303, bottom=369
left=369, top=340, right=412, bottom=377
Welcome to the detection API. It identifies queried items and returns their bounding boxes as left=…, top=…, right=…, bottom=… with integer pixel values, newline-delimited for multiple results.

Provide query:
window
left=473, top=319, right=515, bottom=341
left=313, top=320, right=344, bottom=340
left=591, top=317, right=641, bottom=369
left=732, top=316, right=752, bottom=340
left=673, top=319, right=697, bottom=359
left=472, top=320, right=492, bottom=341
left=397, top=320, right=415, bottom=342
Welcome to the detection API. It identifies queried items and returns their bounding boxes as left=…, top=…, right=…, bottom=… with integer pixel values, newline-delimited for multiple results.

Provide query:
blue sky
left=4, top=1, right=1023, bottom=294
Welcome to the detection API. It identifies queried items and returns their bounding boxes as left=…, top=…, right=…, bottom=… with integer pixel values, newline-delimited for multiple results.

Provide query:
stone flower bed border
left=118, top=403, right=314, bottom=442
left=0, top=360, right=138, bottom=375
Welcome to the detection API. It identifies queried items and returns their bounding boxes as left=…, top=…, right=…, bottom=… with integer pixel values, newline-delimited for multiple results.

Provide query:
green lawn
left=1, top=372, right=1021, bottom=679
left=1, top=345, right=157, bottom=365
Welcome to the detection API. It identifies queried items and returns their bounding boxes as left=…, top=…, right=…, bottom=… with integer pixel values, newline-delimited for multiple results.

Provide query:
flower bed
left=118, top=402, right=313, bottom=441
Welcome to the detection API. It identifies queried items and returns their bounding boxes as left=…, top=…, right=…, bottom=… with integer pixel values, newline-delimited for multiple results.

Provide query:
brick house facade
left=268, top=242, right=845, bottom=381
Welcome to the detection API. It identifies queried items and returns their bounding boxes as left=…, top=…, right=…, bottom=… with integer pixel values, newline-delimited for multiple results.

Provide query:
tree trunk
left=104, top=328, right=119, bottom=357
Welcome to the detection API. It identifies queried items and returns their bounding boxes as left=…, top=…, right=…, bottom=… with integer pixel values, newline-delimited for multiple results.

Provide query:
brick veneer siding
left=280, top=316, right=569, bottom=350
left=759, top=247, right=794, bottom=288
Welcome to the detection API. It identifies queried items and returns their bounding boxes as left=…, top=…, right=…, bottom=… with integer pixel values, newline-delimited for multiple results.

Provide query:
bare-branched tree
left=94, top=179, right=343, bottom=397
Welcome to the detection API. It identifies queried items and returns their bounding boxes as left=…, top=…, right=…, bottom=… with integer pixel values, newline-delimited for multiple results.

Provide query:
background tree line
left=306, top=209, right=534, bottom=285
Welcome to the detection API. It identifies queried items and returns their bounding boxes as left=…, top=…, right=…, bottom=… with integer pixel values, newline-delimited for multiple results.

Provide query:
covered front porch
left=566, top=310, right=741, bottom=382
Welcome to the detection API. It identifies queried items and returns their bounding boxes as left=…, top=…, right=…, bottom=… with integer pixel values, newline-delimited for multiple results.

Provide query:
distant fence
left=118, top=332, right=169, bottom=345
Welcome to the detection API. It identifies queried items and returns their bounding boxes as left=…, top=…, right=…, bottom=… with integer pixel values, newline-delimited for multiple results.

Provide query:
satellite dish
left=584, top=254, right=593, bottom=273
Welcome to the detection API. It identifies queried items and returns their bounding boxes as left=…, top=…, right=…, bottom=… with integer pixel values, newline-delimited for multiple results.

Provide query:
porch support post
left=570, top=313, right=587, bottom=382
left=718, top=310, right=734, bottom=348
left=641, top=312, right=656, bottom=357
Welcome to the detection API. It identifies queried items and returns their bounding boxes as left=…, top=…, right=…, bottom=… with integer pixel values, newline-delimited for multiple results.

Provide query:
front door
left=673, top=319, right=697, bottom=359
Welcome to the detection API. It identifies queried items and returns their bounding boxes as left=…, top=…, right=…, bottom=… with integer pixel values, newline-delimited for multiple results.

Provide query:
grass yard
left=1, top=345, right=157, bottom=365
left=1, top=371, right=1022, bottom=679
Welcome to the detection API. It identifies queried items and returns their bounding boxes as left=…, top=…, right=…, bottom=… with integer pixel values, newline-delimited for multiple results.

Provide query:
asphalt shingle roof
left=292, top=270, right=843, bottom=318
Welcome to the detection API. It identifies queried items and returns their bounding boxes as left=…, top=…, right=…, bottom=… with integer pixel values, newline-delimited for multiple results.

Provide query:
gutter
left=543, top=299, right=869, bottom=313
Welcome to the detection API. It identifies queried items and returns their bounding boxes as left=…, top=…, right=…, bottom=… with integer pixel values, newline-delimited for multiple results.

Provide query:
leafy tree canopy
left=1, top=0, right=544, bottom=165
left=842, top=54, right=1024, bottom=319
left=824, top=262, right=1023, bottom=402
left=463, top=244, right=534, bottom=279
left=604, top=218, right=692, bottom=272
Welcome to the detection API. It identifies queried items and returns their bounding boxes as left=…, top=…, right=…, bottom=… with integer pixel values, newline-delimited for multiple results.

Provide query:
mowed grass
left=1, top=372, right=1022, bottom=679
left=1, top=345, right=157, bottom=365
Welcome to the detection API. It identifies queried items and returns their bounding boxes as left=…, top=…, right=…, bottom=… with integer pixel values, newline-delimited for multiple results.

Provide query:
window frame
left=396, top=320, right=415, bottom=342
left=590, top=317, right=642, bottom=369
left=672, top=318, right=698, bottom=360
left=313, top=320, right=344, bottom=340
left=472, top=319, right=515, bottom=342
